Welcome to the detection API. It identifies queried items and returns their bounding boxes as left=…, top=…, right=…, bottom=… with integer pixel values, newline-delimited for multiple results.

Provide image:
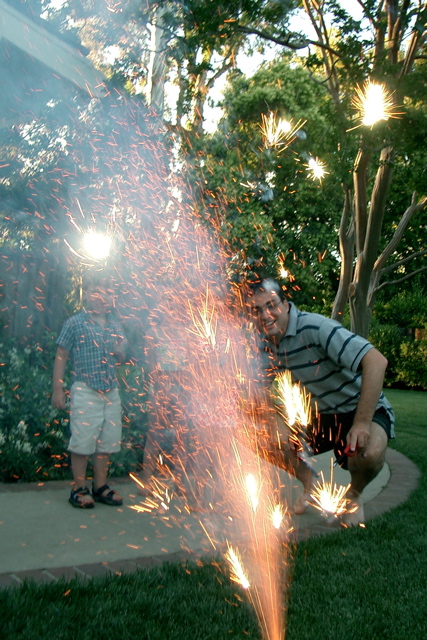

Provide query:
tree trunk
left=145, top=4, right=168, bottom=116
left=348, top=145, right=395, bottom=336
left=331, top=187, right=354, bottom=323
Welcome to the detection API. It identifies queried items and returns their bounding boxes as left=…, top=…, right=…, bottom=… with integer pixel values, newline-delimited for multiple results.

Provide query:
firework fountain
left=51, top=88, right=292, bottom=638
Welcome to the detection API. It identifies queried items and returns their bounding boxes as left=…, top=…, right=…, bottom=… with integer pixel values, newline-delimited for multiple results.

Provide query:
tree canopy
left=1, top=0, right=426, bottom=337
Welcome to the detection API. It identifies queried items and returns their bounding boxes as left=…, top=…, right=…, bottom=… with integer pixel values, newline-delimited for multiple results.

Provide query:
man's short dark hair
left=249, top=277, right=286, bottom=302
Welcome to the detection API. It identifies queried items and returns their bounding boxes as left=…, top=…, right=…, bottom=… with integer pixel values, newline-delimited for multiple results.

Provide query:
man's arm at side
left=347, top=347, right=388, bottom=453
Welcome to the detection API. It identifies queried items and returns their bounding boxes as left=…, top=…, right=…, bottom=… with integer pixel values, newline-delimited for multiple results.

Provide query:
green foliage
left=197, top=58, right=345, bottom=306
left=374, top=285, right=427, bottom=329
left=0, top=335, right=69, bottom=482
left=397, top=339, right=427, bottom=389
left=369, top=283, right=427, bottom=390
left=368, top=322, right=404, bottom=387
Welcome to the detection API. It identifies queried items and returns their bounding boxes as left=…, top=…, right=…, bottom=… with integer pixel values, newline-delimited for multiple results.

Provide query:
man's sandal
left=69, top=486, right=95, bottom=509
left=92, top=484, right=123, bottom=506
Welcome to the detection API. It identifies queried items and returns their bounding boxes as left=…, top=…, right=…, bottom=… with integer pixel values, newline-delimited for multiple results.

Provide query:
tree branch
left=374, top=265, right=427, bottom=293
left=373, top=192, right=427, bottom=273
left=380, top=248, right=427, bottom=275
left=332, top=187, right=355, bottom=322
left=363, top=145, right=395, bottom=266
left=399, top=2, right=427, bottom=78
left=235, top=25, right=312, bottom=51
left=302, top=0, right=341, bottom=107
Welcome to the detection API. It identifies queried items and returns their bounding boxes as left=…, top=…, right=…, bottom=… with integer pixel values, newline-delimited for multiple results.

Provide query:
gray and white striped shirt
left=258, top=302, right=395, bottom=436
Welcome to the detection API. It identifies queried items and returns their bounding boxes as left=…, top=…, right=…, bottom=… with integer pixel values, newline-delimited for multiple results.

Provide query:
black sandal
left=69, top=486, right=95, bottom=509
left=92, top=484, right=123, bottom=506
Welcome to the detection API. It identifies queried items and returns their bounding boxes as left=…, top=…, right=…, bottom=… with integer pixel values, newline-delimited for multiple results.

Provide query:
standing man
left=52, top=270, right=127, bottom=508
left=249, top=278, right=394, bottom=526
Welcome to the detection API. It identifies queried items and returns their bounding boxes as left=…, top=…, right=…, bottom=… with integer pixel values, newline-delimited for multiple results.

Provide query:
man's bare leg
left=345, top=422, right=388, bottom=526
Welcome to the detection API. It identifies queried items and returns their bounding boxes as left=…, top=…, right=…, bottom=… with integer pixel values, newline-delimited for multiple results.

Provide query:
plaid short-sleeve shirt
left=56, top=310, right=126, bottom=392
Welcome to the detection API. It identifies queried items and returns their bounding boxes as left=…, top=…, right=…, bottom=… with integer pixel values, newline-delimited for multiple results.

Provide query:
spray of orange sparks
left=272, top=370, right=312, bottom=444
left=271, top=503, right=286, bottom=530
left=351, top=81, right=402, bottom=129
left=260, top=111, right=306, bottom=150
left=226, top=544, right=251, bottom=589
left=187, top=284, right=217, bottom=349
left=309, top=458, right=351, bottom=518
left=129, top=473, right=173, bottom=513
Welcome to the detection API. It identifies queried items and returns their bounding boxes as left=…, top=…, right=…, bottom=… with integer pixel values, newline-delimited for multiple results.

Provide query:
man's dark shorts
left=310, top=407, right=392, bottom=469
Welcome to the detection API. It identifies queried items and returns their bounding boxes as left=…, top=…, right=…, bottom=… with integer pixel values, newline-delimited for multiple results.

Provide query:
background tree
left=194, top=58, right=346, bottom=312
left=231, top=0, right=427, bottom=335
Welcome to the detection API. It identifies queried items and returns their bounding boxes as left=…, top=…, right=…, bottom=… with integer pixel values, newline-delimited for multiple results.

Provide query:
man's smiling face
left=251, top=289, right=289, bottom=343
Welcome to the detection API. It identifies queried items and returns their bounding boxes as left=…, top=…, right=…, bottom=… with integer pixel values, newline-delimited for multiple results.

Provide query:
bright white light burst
left=310, top=460, right=350, bottom=518
left=83, top=231, right=112, bottom=260
left=271, top=503, right=285, bottom=530
left=245, top=473, right=259, bottom=513
left=305, top=157, right=328, bottom=182
left=353, top=81, right=401, bottom=127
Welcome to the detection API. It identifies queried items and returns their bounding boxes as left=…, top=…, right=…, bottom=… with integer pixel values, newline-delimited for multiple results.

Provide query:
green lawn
left=1, top=389, right=426, bottom=640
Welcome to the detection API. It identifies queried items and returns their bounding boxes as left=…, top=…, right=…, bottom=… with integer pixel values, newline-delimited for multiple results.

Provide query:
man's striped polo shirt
left=258, top=302, right=395, bottom=436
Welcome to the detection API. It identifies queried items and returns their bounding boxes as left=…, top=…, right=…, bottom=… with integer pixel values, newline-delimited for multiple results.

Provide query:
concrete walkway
left=0, top=448, right=420, bottom=590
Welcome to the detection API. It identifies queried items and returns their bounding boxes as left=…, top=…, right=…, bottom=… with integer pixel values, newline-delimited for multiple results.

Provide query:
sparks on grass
left=309, top=458, right=351, bottom=518
left=225, top=544, right=251, bottom=590
left=352, top=81, right=402, bottom=127
left=305, top=157, right=329, bottom=182
left=260, top=111, right=306, bottom=150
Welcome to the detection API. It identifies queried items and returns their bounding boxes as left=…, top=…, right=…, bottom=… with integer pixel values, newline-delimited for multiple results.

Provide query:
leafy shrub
left=368, top=322, right=405, bottom=387
left=374, top=287, right=427, bottom=329
left=0, top=334, right=70, bottom=482
left=396, top=339, right=427, bottom=389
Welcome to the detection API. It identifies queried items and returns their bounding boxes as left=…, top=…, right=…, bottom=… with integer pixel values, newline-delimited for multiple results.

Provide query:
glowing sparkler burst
left=273, top=370, right=312, bottom=430
left=39, top=85, right=288, bottom=640
left=83, top=231, right=112, bottom=260
left=260, top=111, right=306, bottom=150
left=187, top=284, right=217, bottom=349
left=226, top=544, right=251, bottom=590
left=305, top=157, right=329, bottom=182
left=353, top=81, right=401, bottom=126
left=271, top=503, right=285, bottom=530
left=245, top=473, right=260, bottom=512
left=310, top=459, right=350, bottom=518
